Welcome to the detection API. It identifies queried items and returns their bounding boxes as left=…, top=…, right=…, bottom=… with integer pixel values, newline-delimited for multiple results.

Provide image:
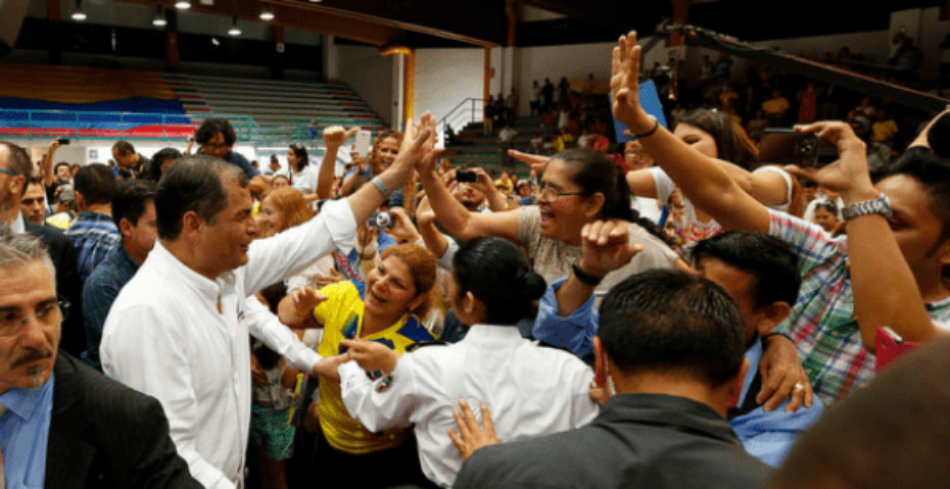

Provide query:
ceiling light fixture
left=72, top=0, right=87, bottom=21
left=152, top=5, right=167, bottom=26
left=260, top=5, right=274, bottom=21
left=175, top=1, right=192, bottom=9
left=228, top=16, right=241, bottom=36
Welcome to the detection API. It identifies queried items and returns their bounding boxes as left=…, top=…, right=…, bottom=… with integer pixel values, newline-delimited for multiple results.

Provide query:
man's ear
left=118, top=218, right=134, bottom=241
left=74, top=191, right=86, bottom=211
left=584, top=192, right=606, bottom=219
left=182, top=211, right=203, bottom=243
left=8, top=174, right=26, bottom=199
left=755, top=302, right=792, bottom=337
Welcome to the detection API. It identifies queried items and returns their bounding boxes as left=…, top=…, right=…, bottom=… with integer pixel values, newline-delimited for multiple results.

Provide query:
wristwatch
left=842, top=193, right=891, bottom=220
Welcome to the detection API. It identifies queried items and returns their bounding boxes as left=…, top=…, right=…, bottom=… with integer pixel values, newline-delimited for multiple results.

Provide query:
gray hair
left=0, top=141, right=33, bottom=179
left=0, top=224, right=56, bottom=285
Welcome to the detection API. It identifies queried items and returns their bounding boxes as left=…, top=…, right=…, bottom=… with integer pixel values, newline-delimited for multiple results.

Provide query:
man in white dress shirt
left=100, top=120, right=430, bottom=488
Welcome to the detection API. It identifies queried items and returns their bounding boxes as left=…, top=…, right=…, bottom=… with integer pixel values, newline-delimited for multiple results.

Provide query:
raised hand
left=610, top=31, right=653, bottom=134
left=579, top=220, right=644, bottom=278
left=324, top=126, right=360, bottom=149
left=339, top=338, right=399, bottom=373
left=385, top=207, right=421, bottom=244
left=470, top=168, right=495, bottom=197
left=393, top=113, right=433, bottom=173
left=416, top=113, right=444, bottom=176
left=291, top=286, right=328, bottom=318
left=784, top=122, right=873, bottom=202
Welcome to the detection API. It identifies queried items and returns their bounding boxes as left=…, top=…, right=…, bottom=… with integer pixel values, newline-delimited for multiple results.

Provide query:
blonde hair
left=261, top=187, right=315, bottom=230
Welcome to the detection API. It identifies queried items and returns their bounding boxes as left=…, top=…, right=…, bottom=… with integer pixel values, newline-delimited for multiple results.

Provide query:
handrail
left=439, top=98, right=485, bottom=136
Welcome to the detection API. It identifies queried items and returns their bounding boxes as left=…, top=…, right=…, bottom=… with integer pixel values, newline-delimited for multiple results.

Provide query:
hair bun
left=518, top=272, right=547, bottom=301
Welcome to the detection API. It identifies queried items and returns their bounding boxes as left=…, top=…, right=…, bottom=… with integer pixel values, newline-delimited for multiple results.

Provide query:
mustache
left=12, top=348, right=53, bottom=368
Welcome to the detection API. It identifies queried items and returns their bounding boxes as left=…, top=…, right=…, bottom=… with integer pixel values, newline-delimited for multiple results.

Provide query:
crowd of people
left=2, top=30, right=950, bottom=489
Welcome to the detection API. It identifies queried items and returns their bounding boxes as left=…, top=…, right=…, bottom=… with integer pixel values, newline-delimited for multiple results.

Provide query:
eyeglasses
left=0, top=298, right=70, bottom=339
left=0, top=167, right=18, bottom=178
left=537, top=184, right=585, bottom=202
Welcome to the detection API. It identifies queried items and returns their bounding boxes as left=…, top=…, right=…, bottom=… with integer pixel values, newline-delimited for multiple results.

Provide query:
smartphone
left=456, top=170, right=477, bottom=183
left=758, top=128, right=836, bottom=168
left=59, top=138, right=71, bottom=145
left=355, top=130, right=372, bottom=158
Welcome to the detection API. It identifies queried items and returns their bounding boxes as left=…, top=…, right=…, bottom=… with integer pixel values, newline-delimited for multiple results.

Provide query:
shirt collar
left=738, top=339, right=764, bottom=406
left=462, top=324, right=523, bottom=343
left=0, top=373, right=55, bottom=422
left=75, top=211, right=114, bottom=223
left=11, top=211, right=25, bottom=234
left=599, top=393, right=741, bottom=445
left=148, top=240, right=223, bottom=304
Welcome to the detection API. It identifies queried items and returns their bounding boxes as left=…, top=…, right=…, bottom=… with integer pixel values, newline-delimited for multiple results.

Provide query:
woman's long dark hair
left=554, top=148, right=672, bottom=246
left=288, top=143, right=309, bottom=171
left=453, top=237, right=546, bottom=325
left=677, top=109, right=759, bottom=170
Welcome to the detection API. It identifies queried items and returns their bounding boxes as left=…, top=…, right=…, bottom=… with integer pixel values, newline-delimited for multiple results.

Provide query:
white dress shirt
left=339, top=324, right=598, bottom=488
left=101, top=198, right=356, bottom=489
left=11, top=212, right=25, bottom=234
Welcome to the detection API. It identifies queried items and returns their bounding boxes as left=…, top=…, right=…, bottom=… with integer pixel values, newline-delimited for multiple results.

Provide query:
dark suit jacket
left=45, top=352, right=201, bottom=489
left=24, top=220, right=86, bottom=357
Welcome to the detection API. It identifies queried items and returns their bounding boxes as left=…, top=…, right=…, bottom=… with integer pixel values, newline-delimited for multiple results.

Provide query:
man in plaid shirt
left=610, top=33, right=950, bottom=405
left=66, top=163, right=121, bottom=283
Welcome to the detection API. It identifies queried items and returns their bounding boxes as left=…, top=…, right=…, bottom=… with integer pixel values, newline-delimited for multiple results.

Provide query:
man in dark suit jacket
left=0, top=141, right=85, bottom=357
left=0, top=226, right=200, bottom=489
left=24, top=220, right=85, bottom=357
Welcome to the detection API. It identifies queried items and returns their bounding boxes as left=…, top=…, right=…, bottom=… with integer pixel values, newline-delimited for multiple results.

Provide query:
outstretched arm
left=610, top=32, right=770, bottom=233
left=788, top=121, right=946, bottom=351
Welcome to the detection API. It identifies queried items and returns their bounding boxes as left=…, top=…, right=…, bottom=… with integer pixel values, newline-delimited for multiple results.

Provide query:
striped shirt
left=65, top=211, right=121, bottom=283
left=769, top=210, right=950, bottom=405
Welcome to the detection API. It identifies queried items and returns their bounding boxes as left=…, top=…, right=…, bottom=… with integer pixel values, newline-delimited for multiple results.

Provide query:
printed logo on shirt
left=237, top=304, right=246, bottom=323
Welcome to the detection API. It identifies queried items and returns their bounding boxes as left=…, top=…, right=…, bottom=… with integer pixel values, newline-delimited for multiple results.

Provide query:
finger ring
left=793, top=383, right=805, bottom=392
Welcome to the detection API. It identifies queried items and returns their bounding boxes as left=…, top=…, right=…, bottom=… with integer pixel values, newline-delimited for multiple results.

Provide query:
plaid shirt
left=769, top=210, right=950, bottom=405
left=65, top=211, right=121, bottom=283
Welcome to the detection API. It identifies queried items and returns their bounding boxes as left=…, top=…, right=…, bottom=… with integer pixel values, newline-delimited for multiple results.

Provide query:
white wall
left=336, top=45, right=394, bottom=127
left=414, top=48, right=485, bottom=130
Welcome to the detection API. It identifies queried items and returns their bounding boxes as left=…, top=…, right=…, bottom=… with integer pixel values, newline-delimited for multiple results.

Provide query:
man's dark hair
left=74, top=164, right=117, bottom=205
left=0, top=140, right=33, bottom=179
left=148, top=148, right=182, bottom=182
left=195, top=118, right=237, bottom=146
left=598, top=269, right=745, bottom=387
left=927, top=112, right=950, bottom=159
left=112, top=180, right=157, bottom=229
left=112, top=140, right=135, bottom=156
left=691, top=231, right=801, bottom=310
left=879, top=147, right=950, bottom=243
left=53, top=162, right=71, bottom=176
left=156, top=154, right=249, bottom=240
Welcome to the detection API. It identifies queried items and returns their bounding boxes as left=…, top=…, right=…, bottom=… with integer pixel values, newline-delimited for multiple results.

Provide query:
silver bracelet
left=371, top=176, right=392, bottom=199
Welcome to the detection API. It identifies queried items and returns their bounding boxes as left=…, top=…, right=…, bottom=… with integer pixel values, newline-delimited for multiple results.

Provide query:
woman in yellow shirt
left=278, top=242, right=437, bottom=487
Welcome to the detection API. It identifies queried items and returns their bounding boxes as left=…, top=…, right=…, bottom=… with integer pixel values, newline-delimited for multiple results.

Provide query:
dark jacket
left=45, top=352, right=202, bottom=489
left=25, top=219, right=85, bottom=357
left=455, top=393, right=771, bottom=489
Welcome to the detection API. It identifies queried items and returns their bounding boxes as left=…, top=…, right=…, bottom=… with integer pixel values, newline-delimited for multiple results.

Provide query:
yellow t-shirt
left=314, top=281, right=435, bottom=454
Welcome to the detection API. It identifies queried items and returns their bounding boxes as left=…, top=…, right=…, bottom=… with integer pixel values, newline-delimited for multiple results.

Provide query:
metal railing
left=0, top=109, right=388, bottom=147
left=440, top=98, right=485, bottom=137
left=0, top=109, right=258, bottom=142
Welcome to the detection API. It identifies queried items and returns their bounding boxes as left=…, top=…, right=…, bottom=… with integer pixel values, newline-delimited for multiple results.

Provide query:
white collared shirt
left=339, top=324, right=598, bottom=488
left=101, top=198, right=356, bottom=489
left=11, top=211, right=25, bottom=234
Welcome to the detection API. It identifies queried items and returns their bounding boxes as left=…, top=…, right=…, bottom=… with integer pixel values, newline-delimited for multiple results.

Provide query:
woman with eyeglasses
left=418, top=143, right=684, bottom=304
